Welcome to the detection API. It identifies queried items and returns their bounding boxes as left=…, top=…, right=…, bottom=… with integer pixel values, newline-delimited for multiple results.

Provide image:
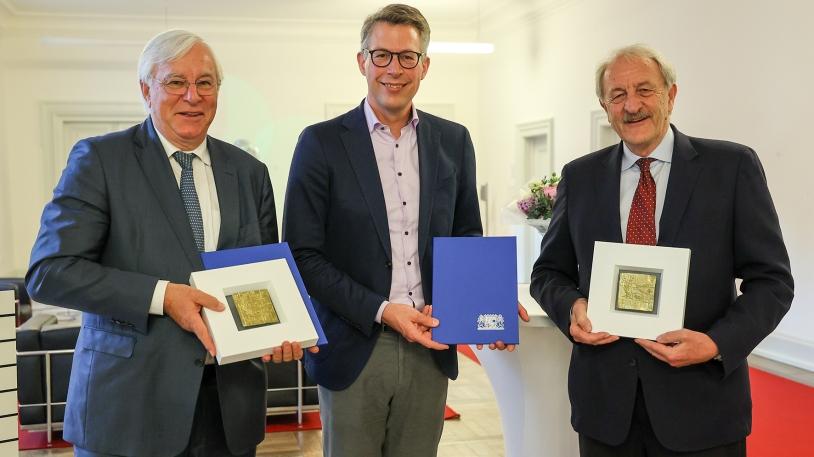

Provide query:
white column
left=475, top=284, right=579, bottom=457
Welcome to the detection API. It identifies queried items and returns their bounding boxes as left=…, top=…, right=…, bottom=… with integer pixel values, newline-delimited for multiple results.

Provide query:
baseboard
left=753, top=332, right=814, bottom=372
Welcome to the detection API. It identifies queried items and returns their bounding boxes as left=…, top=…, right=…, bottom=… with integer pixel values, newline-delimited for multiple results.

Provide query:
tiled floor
left=20, top=352, right=811, bottom=456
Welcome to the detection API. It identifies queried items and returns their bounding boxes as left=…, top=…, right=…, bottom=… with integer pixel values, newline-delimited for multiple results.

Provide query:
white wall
left=1, top=0, right=810, bottom=368
left=0, top=16, right=482, bottom=277
left=478, top=0, right=813, bottom=369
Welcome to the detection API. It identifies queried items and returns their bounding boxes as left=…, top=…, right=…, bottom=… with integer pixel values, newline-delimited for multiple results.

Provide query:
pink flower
left=517, top=196, right=535, bottom=215
left=543, top=185, right=557, bottom=199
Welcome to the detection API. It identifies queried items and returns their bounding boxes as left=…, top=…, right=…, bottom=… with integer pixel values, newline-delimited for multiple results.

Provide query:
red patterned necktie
left=626, top=158, right=657, bottom=245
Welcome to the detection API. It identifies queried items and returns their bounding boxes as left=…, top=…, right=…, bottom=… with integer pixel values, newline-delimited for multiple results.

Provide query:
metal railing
left=16, top=349, right=319, bottom=444
left=16, top=348, right=74, bottom=444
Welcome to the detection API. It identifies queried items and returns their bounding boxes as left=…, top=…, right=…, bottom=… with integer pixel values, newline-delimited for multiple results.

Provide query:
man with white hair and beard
left=530, top=44, right=793, bottom=456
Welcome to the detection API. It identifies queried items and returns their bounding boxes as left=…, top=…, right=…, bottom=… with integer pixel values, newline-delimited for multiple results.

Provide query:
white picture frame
left=190, top=259, right=319, bottom=364
left=587, top=241, right=690, bottom=340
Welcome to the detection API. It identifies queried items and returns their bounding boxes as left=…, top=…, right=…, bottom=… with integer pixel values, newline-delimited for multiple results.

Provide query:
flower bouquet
left=503, top=173, right=561, bottom=235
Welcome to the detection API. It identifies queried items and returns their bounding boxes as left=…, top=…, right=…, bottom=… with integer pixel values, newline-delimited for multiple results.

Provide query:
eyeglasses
left=157, top=77, right=218, bottom=96
left=604, top=87, right=661, bottom=105
left=363, top=49, right=423, bottom=69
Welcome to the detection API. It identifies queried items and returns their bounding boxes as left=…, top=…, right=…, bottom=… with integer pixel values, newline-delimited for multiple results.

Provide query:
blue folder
left=200, top=243, right=327, bottom=345
left=431, top=236, right=518, bottom=344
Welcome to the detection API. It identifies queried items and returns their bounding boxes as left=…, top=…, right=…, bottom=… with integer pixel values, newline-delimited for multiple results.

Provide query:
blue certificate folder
left=200, top=243, right=327, bottom=345
left=431, top=236, right=519, bottom=345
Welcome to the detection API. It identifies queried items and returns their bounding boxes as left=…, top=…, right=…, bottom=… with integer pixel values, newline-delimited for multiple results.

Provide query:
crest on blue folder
left=200, top=243, right=327, bottom=345
left=431, top=237, right=519, bottom=344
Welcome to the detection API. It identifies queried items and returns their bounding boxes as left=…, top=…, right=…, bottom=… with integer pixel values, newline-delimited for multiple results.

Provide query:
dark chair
left=0, top=277, right=32, bottom=325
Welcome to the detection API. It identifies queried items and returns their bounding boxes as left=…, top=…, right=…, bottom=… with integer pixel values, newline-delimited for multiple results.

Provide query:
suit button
left=385, top=261, right=392, bottom=268
left=194, top=358, right=205, bottom=367
left=629, top=359, right=637, bottom=367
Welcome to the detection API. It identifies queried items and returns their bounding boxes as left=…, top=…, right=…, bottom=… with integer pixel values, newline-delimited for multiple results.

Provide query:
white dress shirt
left=149, top=130, right=221, bottom=315
left=619, top=127, right=674, bottom=242
left=363, top=100, right=425, bottom=324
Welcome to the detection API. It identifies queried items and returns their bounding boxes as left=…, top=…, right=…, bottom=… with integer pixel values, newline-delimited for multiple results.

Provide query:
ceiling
left=1, top=0, right=486, bottom=24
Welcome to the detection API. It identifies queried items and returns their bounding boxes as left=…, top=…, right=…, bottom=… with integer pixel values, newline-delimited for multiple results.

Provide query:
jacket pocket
left=81, top=326, right=135, bottom=358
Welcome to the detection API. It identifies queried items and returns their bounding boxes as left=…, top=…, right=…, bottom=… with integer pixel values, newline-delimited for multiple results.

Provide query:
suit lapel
left=132, top=117, right=203, bottom=270
left=417, top=113, right=440, bottom=261
left=659, top=126, right=702, bottom=245
left=209, top=139, right=239, bottom=250
left=340, top=104, right=391, bottom=257
left=597, top=144, right=624, bottom=242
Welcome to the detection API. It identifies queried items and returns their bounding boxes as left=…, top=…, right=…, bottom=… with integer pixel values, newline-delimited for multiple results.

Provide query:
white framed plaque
left=190, top=259, right=319, bottom=364
left=587, top=241, right=690, bottom=340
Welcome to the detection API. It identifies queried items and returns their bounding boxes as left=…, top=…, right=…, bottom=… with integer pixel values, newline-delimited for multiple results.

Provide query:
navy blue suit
left=530, top=126, right=793, bottom=452
left=283, top=102, right=482, bottom=390
left=27, top=118, right=277, bottom=456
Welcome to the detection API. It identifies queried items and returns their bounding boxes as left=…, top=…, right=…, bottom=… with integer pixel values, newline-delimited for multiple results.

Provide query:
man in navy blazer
left=531, top=44, right=793, bottom=456
left=283, top=4, right=484, bottom=456
left=26, top=30, right=303, bottom=457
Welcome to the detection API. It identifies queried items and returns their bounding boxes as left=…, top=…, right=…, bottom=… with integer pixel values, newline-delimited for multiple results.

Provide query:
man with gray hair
left=531, top=44, right=793, bottom=456
left=27, top=29, right=305, bottom=456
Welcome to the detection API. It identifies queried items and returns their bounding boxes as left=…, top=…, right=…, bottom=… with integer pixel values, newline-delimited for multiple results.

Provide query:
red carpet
left=263, top=405, right=460, bottom=434
left=19, top=407, right=461, bottom=450
left=457, top=346, right=814, bottom=455
left=747, top=367, right=814, bottom=456
left=457, top=344, right=480, bottom=364
left=444, top=405, right=461, bottom=420
left=17, top=428, right=72, bottom=451
left=265, top=411, right=323, bottom=432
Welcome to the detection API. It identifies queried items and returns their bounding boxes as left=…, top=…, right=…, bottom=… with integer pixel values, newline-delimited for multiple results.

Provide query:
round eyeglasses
left=363, top=49, right=423, bottom=69
left=157, top=78, right=219, bottom=96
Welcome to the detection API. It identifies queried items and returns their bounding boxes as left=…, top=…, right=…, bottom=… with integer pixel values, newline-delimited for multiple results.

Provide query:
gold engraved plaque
left=615, top=270, right=660, bottom=314
left=226, top=289, right=280, bottom=330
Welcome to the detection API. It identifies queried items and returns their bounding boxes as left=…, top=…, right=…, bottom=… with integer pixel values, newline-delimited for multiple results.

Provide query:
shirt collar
left=155, top=127, right=211, bottom=167
left=363, top=98, right=420, bottom=134
left=621, top=125, right=674, bottom=171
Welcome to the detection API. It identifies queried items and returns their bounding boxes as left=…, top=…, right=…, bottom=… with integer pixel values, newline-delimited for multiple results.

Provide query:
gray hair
left=361, top=4, right=431, bottom=54
left=595, top=44, right=676, bottom=99
left=137, top=29, right=223, bottom=84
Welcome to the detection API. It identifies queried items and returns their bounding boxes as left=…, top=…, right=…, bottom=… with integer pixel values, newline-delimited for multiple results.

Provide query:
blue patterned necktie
left=172, top=151, right=205, bottom=252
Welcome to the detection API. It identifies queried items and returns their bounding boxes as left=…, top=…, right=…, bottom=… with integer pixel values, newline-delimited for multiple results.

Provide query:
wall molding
left=512, top=118, right=554, bottom=279
left=0, top=2, right=10, bottom=28
left=39, top=101, right=144, bottom=197
left=753, top=332, right=814, bottom=372
left=516, top=118, right=554, bottom=160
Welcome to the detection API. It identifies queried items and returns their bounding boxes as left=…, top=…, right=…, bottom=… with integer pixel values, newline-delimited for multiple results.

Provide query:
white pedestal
left=473, top=284, right=578, bottom=457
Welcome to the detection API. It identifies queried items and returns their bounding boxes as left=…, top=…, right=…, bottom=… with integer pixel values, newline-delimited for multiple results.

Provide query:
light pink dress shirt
left=364, top=100, right=425, bottom=323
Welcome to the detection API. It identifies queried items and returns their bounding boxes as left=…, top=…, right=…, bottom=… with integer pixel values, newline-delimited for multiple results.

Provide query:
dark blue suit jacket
left=530, top=126, right=793, bottom=451
left=283, top=102, right=482, bottom=390
left=26, top=118, right=277, bottom=456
